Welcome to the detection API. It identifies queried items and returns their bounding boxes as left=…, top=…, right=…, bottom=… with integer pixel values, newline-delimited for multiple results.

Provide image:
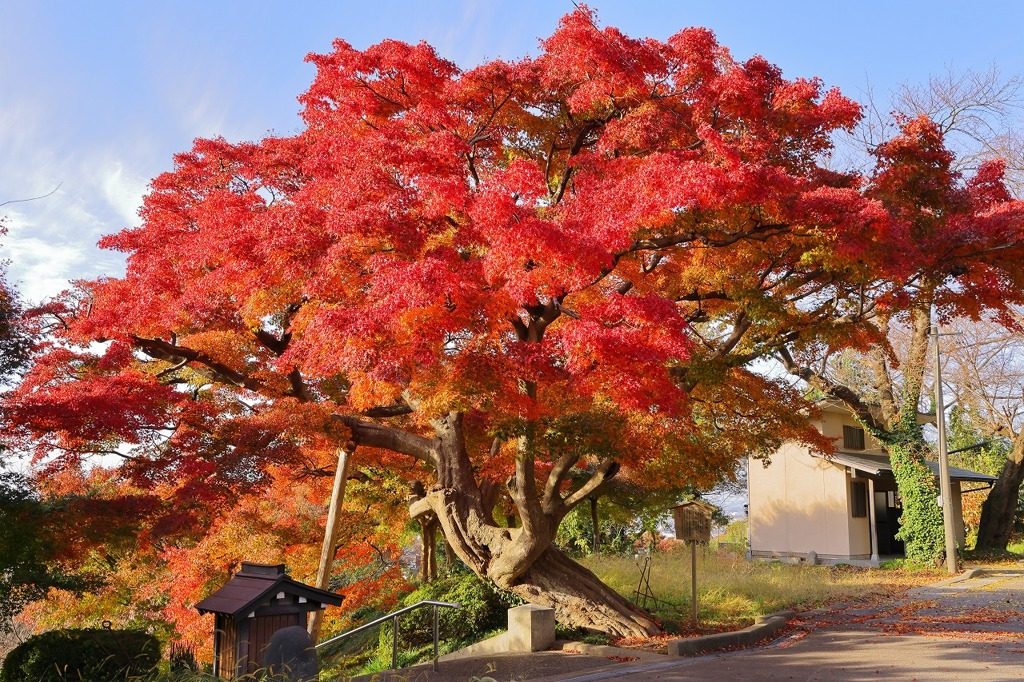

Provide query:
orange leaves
left=302, top=38, right=459, bottom=132
left=664, top=27, right=724, bottom=90
left=9, top=13, right=921, bottom=527
left=5, top=366, right=178, bottom=461
left=863, top=116, right=1024, bottom=321
left=18, top=10, right=1024, bottom=648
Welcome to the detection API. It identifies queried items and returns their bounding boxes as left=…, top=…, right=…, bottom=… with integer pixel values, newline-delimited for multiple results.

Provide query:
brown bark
left=409, top=480, right=439, bottom=582
left=975, top=432, right=1024, bottom=551
left=344, top=300, right=660, bottom=637
left=419, top=515, right=439, bottom=582
left=395, top=411, right=659, bottom=637
left=410, top=481, right=659, bottom=636
left=899, top=305, right=933, bottom=430
left=506, top=546, right=658, bottom=637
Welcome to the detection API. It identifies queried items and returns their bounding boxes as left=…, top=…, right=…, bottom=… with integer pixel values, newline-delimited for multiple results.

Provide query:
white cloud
left=3, top=214, right=91, bottom=302
left=1, top=155, right=131, bottom=303
left=0, top=88, right=154, bottom=302
left=99, top=161, right=147, bottom=227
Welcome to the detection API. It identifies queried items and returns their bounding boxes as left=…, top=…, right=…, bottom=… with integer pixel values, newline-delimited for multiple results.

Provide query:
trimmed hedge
left=0, top=628, right=160, bottom=682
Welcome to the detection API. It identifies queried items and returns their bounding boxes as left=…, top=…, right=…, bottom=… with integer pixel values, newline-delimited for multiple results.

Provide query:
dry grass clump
left=579, top=547, right=943, bottom=635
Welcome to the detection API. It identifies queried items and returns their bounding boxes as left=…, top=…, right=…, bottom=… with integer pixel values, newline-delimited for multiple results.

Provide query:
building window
left=851, top=481, right=868, bottom=517
left=843, top=425, right=865, bottom=450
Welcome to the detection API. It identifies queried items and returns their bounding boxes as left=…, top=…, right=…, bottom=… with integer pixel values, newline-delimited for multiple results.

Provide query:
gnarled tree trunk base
left=501, top=546, right=660, bottom=638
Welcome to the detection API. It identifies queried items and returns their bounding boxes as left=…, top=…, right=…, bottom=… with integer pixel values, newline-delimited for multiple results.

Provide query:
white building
left=747, top=402, right=996, bottom=566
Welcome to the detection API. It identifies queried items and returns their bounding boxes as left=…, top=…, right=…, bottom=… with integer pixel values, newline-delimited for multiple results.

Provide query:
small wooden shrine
left=195, top=562, right=343, bottom=679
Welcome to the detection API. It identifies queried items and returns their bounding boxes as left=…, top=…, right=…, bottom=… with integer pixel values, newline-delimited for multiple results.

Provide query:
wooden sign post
left=671, top=501, right=714, bottom=627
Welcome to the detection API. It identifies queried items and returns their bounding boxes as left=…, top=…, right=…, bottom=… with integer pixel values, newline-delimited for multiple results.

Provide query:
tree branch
left=543, top=452, right=581, bottom=514
left=563, top=459, right=620, bottom=510
left=777, top=346, right=886, bottom=434
left=338, top=415, right=437, bottom=465
left=132, top=336, right=266, bottom=393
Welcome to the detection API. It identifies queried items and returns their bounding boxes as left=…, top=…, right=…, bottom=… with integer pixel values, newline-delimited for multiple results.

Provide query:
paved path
left=353, top=569, right=1024, bottom=681
left=548, top=568, right=1024, bottom=681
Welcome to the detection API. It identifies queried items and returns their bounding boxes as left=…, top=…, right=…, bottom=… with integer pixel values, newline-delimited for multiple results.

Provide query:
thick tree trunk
left=506, top=546, right=658, bottom=637
left=975, top=437, right=1024, bottom=551
left=414, top=483, right=660, bottom=637
left=349, top=410, right=660, bottom=637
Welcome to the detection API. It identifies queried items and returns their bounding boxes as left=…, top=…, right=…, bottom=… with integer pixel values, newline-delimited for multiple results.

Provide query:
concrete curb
left=666, top=610, right=795, bottom=656
left=909, top=568, right=984, bottom=593
left=553, top=639, right=666, bottom=662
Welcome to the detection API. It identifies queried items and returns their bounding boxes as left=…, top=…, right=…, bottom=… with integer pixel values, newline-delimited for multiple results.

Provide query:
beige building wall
left=751, top=403, right=974, bottom=561
left=847, top=478, right=872, bottom=556
left=749, top=442, right=855, bottom=559
left=818, top=409, right=885, bottom=453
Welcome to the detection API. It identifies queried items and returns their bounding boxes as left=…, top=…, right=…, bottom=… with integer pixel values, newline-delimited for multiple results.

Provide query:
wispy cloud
left=0, top=137, right=133, bottom=302
left=3, top=206, right=94, bottom=302
left=99, top=160, right=147, bottom=227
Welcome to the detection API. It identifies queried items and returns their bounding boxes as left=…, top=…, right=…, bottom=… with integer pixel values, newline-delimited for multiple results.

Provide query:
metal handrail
left=315, top=599, right=461, bottom=672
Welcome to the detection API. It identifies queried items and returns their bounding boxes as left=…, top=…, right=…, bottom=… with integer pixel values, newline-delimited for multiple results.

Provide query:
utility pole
left=932, top=326, right=959, bottom=575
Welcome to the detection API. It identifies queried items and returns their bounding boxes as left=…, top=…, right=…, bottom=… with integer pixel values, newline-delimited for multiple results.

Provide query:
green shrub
left=377, top=572, right=523, bottom=659
left=0, top=628, right=160, bottom=682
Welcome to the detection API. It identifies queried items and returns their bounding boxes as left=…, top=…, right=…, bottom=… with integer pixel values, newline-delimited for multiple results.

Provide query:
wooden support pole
left=308, top=446, right=352, bottom=642
left=690, top=541, right=698, bottom=626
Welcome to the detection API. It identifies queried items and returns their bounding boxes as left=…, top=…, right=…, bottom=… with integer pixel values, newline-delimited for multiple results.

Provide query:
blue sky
left=2, top=0, right=1022, bottom=302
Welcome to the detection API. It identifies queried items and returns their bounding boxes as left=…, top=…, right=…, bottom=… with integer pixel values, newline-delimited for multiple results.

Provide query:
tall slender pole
left=932, top=327, right=959, bottom=575
left=690, top=541, right=698, bottom=626
left=432, top=604, right=440, bottom=672
left=308, top=446, right=352, bottom=641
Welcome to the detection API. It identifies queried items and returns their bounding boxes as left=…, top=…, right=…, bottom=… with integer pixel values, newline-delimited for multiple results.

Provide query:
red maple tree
left=7, top=10, right=994, bottom=636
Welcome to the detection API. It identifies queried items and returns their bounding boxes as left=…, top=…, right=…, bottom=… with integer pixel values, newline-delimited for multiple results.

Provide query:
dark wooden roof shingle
left=194, top=562, right=343, bottom=619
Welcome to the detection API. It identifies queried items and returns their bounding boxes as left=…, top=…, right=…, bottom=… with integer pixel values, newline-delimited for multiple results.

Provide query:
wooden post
left=867, top=477, right=879, bottom=563
left=690, top=541, right=698, bottom=626
left=308, top=446, right=351, bottom=642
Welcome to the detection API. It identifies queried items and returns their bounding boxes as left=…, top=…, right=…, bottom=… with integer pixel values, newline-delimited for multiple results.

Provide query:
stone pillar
left=506, top=605, right=555, bottom=652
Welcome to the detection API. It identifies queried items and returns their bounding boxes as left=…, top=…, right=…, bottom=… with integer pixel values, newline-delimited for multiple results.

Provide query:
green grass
left=580, top=547, right=945, bottom=638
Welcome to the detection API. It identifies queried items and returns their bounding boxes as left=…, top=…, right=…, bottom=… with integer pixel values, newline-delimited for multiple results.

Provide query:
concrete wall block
left=506, top=604, right=555, bottom=652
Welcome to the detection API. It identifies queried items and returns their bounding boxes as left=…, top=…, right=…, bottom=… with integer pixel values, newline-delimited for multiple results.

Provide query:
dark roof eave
left=821, top=451, right=998, bottom=484
left=194, top=575, right=343, bottom=618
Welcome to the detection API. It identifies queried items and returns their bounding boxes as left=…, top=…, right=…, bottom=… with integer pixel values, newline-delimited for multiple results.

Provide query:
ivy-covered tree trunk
left=783, top=305, right=954, bottom=564
left=875, top=308, right=949, bottom=563
left=886, top=437, right=947, bottom=562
